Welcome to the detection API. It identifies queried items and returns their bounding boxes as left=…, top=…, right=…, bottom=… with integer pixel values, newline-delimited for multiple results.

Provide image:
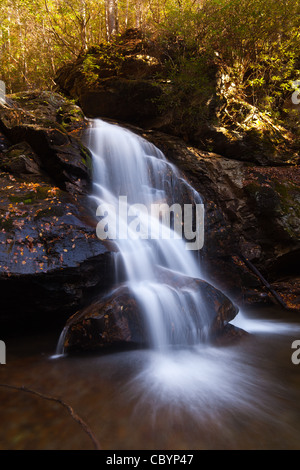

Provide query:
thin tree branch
left=0, top=383, right=101, bottom=450
left=44, top=0, right=78, bottom=56
left=239, top=255, right=288, bottom=310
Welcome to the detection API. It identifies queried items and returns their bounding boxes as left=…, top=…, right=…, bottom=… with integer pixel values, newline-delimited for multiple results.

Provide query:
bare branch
left=0, top=382, right=102, bottom=450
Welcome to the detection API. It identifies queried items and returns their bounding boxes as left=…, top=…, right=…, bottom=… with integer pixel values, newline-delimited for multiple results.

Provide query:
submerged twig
left=0, top=383, right=101, bottom=450
left=240, top=255, right=288, bottom=310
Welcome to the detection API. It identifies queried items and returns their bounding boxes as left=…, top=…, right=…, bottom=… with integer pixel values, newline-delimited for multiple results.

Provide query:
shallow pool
left=1, top=308, right=300, bottom=450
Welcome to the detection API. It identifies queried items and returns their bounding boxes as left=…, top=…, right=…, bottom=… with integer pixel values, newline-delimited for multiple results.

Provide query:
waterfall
left=84, top=119, right=212, bottom=350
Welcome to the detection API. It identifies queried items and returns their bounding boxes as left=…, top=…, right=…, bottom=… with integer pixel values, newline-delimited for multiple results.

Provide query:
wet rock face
left=0, top=91, right=91, bottom=196
left=63, top=285, right=147, bottom=352
left=123, top=127, right=300, bottom=310
left=0, top=92, right=115, bottom=332
left=0, top=169, right=115, bottom=329
left=0, top=141, right=41, bottom=176
left=62, top=273, right=244, bottom=354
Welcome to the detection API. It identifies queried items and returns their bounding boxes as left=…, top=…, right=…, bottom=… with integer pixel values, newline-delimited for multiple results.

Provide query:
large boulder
left=55, top=29, right=164, bottom=128
left=78, top=79, right=162, bottom=127
left=61, top=272, right=244, bottom=354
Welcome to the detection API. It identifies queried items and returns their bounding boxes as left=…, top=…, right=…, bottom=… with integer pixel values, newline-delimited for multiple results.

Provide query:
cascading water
left=84, top=119, right=212, bottom=350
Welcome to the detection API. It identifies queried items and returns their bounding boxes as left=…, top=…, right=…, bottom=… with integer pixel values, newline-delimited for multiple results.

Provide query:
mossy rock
left=56, top=103, right=85, bottom=131
left=0, top=142, right=41, bottom=176
left=2, top=90, right=87, bottom=133
left=244, top=169, right=300, bottom=241
left=0, top=91, right=91, bottom=195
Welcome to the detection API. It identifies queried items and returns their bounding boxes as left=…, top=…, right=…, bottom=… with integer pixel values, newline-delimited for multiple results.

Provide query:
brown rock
left=79, top=78, right=162, bottom=127
left=62, top=271, right=240, bottom=353
left=212, top=323, right=250, bottom=347
left=63, top=285, right=147, bottom=352
left=0, top=91, right=91, bottom=195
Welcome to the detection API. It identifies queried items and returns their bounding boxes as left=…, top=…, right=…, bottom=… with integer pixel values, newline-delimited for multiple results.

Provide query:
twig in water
left=239, top=255, right=288, bottom=310
left=0, top=383, right=101, bottom=450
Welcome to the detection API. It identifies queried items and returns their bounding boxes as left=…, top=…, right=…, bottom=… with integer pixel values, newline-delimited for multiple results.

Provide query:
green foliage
left=0, top=0, right=299, bottom=141
left=81, top=41, right=126, bottom=86
left=158, top=53, right=218, bottom=134
left=157, top=0, right=300, bottom=121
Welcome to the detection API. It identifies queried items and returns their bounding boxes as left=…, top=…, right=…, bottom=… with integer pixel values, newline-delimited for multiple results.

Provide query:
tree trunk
left=135, top=0, right=142, bottom=28
left=105, top=0, right=118, bottom=41
left=125, top=0, right=129, bottom=28
left=80, top=0, right=89, bottom=51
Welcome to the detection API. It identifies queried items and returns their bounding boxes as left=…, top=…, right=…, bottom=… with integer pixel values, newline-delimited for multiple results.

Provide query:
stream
left=1, top=307, right=300, bottom=450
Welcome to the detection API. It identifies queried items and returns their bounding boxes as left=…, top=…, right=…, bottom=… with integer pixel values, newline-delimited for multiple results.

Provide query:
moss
left=56, top=104, right=84, bottom=128
left=9, top=193, right=34, bottom=203
left=8, top=185, right=57, bottom=204
left=275, top=180, right=298, bottom=199
left=244, top=181, right=261, bottom=197
left=7, top=91, right=84, bottom=134
left=7, top=148, right=26, bottom=158
left=34, top=205, right=64, bottom=219
left=80, top=145, right=92, bottom=171
left=36, top=186, right=58, bottom=199
left=39, top=119, right=67, bottom=132
left=271, top=180, right=300, bottom=238
left=274, top=181, right=294, bottom=199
